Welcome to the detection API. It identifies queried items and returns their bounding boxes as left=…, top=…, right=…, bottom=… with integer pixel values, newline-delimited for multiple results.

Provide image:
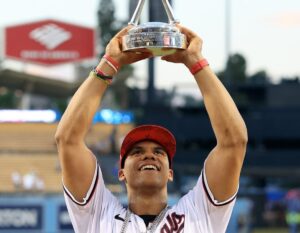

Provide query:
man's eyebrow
left=153, top=146, right=167, bottom=152
left=128, top=146, right=143, bottom=152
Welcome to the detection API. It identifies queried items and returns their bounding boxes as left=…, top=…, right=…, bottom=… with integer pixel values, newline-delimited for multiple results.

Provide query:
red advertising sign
left=5, top=19, right=95, bottom=65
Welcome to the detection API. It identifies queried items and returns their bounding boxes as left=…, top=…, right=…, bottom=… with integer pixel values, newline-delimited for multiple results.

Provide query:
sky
left=0, top=0, right=300, bottom=92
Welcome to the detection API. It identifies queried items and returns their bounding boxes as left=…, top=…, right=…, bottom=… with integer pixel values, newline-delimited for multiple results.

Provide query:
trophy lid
left=128, top=22, right=179, bottom=34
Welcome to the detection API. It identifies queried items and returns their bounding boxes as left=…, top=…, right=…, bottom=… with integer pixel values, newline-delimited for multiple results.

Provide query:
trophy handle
left=129, top=0, right=146, bottom=26
left=129, top=0, right=179, bottom=26
left=162, top=0, right=179, bottom=24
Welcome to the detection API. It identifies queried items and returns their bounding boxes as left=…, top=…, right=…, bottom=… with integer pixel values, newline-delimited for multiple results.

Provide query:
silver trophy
left=122, top=0, right=187, bottom=56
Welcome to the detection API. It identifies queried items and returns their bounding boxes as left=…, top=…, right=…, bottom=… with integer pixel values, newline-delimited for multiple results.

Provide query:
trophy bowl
left=122, top=22, right=187, bottom=56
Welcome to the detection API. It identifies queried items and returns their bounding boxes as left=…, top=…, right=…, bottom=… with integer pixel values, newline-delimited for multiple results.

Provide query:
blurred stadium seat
left=0, top=122, right=133, bottom=193
left=0, top=153, right=60, bottom=192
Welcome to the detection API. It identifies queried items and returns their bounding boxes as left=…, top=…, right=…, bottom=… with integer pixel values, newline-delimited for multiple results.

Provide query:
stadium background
left=0, top=0, right=300, bottom=232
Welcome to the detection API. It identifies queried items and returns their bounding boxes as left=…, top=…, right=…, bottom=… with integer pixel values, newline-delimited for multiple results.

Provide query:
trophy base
left=122, top=22, right=187, bottom=57
left=125, top=47, right=178, bottom=56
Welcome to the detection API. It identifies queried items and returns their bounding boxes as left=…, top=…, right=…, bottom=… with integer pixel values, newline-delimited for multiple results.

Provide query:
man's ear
left=118, top=169, right=126, bottom=182
left=168, top=169, right=174, bottom=182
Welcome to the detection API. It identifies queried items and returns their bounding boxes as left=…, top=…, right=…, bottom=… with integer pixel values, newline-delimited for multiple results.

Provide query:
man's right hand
left=104, top=26, right=153, bottom=70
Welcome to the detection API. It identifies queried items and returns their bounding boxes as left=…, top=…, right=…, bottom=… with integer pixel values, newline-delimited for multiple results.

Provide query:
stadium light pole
left=129, top=0, right=172, bottom=106
left=147, top=0, right=171, bottom=106
left=225, top=0, right=231, bottom=60
left=224, top=0, right=232, bottom=84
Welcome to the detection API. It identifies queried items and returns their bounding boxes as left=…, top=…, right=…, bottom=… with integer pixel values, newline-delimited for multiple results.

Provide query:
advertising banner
left=5, top=19, right=95, bottom=65
left=0, top=205, right=42, bottom=230
left=58, top=205, right=73, bottom=230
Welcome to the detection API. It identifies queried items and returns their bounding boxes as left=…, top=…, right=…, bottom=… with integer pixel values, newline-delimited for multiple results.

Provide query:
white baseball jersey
left=63, top=164, right=237, bottom=233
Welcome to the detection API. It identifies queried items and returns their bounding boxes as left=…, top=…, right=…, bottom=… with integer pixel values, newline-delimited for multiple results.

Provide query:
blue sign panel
left=93, top=109, right=134, bottom=124
left=0, top=205, right=42, bottom=230
left=58, top=205, right=73, bottom=230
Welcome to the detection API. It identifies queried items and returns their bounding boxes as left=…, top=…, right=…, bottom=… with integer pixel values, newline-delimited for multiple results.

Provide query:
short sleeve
left=63, top=164, right=123, bottom=232
left=172, top=167, right=237, bottom=233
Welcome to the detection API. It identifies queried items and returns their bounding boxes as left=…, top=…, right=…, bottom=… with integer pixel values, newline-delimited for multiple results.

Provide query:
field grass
left=253, top=228, right=288, bottom=233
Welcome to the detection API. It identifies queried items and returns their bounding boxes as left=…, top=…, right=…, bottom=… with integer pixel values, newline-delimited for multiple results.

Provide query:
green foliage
left=224, top=53, right=247, bottom=83
left=220, top=53, right=270, bottom=85
left=97, top=0, right=134, bottom=109
left=52, top=98, right=68, bottom=114
left=97, top=0, right=124, bottom=57
left=217, top=53, right=272, bottom=106
left=0, top=88, right=17, bottom=108
left=249, top=70, right=271, bottom=84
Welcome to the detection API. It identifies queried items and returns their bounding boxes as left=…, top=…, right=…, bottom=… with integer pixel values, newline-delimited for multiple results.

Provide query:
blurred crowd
left=11, top=170, right=45, bottom=192
left=226, top=188, right=300, bottom=233
left=264, top=189, right=300, bottom=233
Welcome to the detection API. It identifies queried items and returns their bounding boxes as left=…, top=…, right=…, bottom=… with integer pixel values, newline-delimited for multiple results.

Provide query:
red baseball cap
left=120, top=125, right=176, bottom=168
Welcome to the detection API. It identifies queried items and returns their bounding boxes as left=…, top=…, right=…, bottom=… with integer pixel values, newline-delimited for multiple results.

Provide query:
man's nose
left=141, top=151, right=156, bottom=160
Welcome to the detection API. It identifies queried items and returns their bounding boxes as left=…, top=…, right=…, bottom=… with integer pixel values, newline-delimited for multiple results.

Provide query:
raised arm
left=55, top=26, right=152, bottom=201
left=162, top=25, right=247, bottom=202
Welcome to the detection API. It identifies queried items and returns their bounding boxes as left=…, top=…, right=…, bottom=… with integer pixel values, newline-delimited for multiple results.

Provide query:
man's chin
left=134, top=180, right=166, bottom=190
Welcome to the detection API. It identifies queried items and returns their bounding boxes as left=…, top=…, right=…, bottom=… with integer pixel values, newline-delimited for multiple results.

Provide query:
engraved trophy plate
left=122, top=0, right=187, bottom=56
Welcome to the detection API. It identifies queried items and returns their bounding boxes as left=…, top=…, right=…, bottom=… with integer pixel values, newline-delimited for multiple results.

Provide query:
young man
left=55, top=25, right=248, bottom=233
